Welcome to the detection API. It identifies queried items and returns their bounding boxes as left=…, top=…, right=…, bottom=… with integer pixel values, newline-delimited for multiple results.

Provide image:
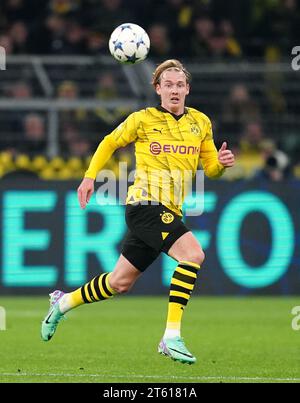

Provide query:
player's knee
left=183, top=249, right=205, bottom=266
left=109, top=278, right=132, bottom=294
left=115, top=284, right=130, bottom=294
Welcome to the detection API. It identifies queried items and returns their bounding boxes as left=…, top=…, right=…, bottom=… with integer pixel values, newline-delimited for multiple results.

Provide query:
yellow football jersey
left=85, top=106, right=225, bottom=216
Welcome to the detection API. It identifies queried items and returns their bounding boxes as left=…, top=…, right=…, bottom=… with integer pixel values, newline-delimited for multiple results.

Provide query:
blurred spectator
left=148, top=24, right=171, bottom=59
left=215, top=20, right=242, bottom=58
left=43, top=18, right=86, bottom=55
left=153, top=0, right=194, bottom=30
left=57, top=80, right=78, bottom=99
left=95, top=72, right=118, bottom=100
left=150, top=0, right=195, bottom=57
left=9, top=81, right=32, bottom=98
left=10, top=82, right=33, bottom=150
left=82, top=0, right=134, bottom=35
left=57, top=80, right=79, bottom=132
left=255, top=139, right=290, bottom=181
left=190, top=16, right=241, bottom=59
left=62, top=21, right=86, bottom=54
left=222, top=84, right=261, bottom=137
left=240, top=121, right=265, bottom=154
left=210, top=0, right=253, bottom=45
left=0, top=81, right=33, bottom=153
left=1, top=0, right=34, bottom=23
left=207, top=27, right=236, bottom=60
left=57, top=80, right=84, bottom=131
left=43, top=14, right=67, bottom=54
left=84, top=72, right=132, bottom=148
left=56, top=80, right=91, bottom=156
left=93, top=71, right=134, bottom=167
left=67, top=135, right=91, bottom=157
left=49, top=0, right=80, bottom=16
left=236, top=121, right=266, bottom=177
left=21, top=113, right=47, bottom=155
left=60, top=122, right=92, bottom=158
left=263, top=58, right=287, bottom=115
left=254, top=0, right=300, bottom=59
left=9, top=21, right=30, bottom=54
left=190, top=16, right=214, bottom=58
left=86, top=31, right=107, bottom=55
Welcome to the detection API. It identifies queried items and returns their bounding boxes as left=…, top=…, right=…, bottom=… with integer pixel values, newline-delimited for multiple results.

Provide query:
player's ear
left=156, top=84, right=161, bottom=96
left=186, top=83, right=190, bottom=95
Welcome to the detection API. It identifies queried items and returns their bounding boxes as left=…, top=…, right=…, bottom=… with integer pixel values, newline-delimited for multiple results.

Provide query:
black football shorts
left=121, top=202, right=189, bottom=272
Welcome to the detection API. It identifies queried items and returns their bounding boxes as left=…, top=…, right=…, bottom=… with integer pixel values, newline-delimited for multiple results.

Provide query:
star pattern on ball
left=114, top=41, right=123, bottom=51
left=125, top=54, right=139, bottom=63
left=120, top=24, right=132, bottom=31
left=136, top=39, right=145, bottom=49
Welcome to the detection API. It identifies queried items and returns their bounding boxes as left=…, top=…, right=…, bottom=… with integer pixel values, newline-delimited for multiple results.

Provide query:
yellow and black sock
left=165, top=261, right=200, bottom=337
left=80, top=272, right=116, bottom=303
left=59, top=273, right=117, bottom=313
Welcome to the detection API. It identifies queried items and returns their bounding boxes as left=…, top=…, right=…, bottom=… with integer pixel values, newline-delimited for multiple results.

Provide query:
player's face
left=156, top=70, right=190, bottom=115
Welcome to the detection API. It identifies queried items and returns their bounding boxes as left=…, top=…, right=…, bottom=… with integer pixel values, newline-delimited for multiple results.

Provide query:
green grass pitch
left=0, top=296, right=300, bottom=383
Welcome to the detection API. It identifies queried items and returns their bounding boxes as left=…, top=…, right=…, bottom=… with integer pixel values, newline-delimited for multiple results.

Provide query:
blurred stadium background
left=0, top=0, right=299, bottom=295
left=0, top=0, right=300, bottom=384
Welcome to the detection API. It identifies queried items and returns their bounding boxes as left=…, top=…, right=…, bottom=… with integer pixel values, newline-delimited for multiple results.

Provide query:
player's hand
left=77, top=177, right=94, bottom=209
left=218, top=142, right=235, bottom=168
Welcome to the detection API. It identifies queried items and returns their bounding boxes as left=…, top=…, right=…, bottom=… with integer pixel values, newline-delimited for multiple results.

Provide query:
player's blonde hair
left=152, top=59, right=191, bottom=88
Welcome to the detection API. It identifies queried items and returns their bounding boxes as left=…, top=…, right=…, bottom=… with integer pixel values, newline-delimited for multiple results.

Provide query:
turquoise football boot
left=158, top=336, right=196, bottom=364
left=41, top=290, right=65, bottom=341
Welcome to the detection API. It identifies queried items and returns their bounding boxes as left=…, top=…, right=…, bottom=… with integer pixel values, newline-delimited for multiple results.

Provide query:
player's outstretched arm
left=77, top=177, right=94, bottom=209
left=78, top=132, right=123, bottom=210
left=77, top=112, right=139, bottom=209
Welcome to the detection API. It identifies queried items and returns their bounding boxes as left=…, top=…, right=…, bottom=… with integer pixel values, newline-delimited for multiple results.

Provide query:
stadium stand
left=0, top=0, right=299, bottom=180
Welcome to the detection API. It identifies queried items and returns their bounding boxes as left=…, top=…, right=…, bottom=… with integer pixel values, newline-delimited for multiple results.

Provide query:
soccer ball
left=109, top=23, right=150, bottom=64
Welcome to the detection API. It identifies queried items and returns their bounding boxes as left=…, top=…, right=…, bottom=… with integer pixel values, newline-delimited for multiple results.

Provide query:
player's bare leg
left=158, top=231, right=204, bottom=364
left=41, top=254, right=141, bottom=341
left=108, top=255, right=142, bottom=294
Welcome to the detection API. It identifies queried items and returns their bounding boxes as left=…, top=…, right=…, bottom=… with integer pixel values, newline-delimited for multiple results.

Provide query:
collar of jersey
left=156, top=105, right=188, bottom=121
